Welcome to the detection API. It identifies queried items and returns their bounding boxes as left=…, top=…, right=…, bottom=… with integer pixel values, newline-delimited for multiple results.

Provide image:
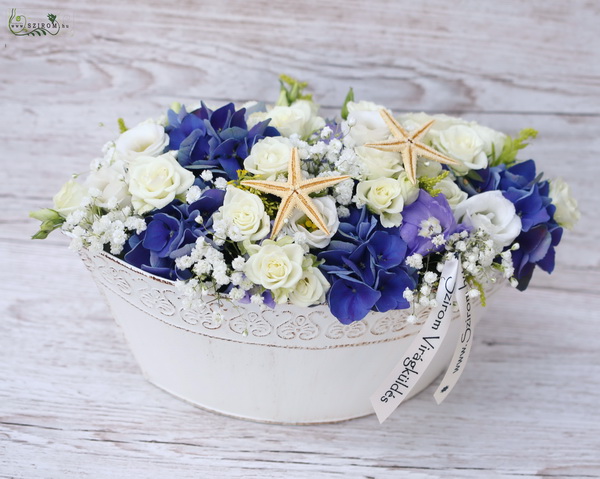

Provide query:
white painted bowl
left=81, top=250, right=502, bottom=424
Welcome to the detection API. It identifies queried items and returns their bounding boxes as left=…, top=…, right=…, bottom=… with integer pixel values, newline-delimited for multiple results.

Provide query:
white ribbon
left=370, top=256, right=476, bottom=423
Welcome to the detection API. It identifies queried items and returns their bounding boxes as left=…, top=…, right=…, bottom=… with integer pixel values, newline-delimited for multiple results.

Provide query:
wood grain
left=1, top=0, right=599, bottom=477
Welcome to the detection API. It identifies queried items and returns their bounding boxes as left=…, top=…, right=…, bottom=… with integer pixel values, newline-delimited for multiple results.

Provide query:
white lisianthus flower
left=345, top=106, right=390, bottom=146
left=354, top=145, right=403, bottom=180
left=114, top=121, right=170, bottom=163
left=549, top=178, right=580, bottom=229
left=454, top=191, right=522, bottom=249
left=356, top=177, right=405, bottom=227
left=471, top=124, right=506, bottom=158
left=244, top=241, right=304, bottom=294
left=243, top=137, right=293, bottom=179
left=288, top=267, right=330, bottom=307
left=436, top=177, right=468, bottom=210
left=434, top=124, right=489, bottom=174
left=249, top=100, right=325, bottom=138
left=85, top=160, right=131, bottom=209
left=212, top=187, right=271, bottom=241
left=53, top=179, right=88, bottom=216
left=284, top=196, right=339, bottom=248
left=128, top=152, right=195, bottom=214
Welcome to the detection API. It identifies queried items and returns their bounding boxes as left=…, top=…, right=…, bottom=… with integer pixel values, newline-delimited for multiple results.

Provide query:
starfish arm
left=241, top=180, right=291, bottom=198
left=415, top=143, right=462, bottom=167
left=270, top=192, right=296, bottom=238
left=296, top=191, right=330, bottom=235
left=379, top=109, right=410, bottom=139
left=299, top=175, right=351, bottom=195
left=288, top=147, right=303, bottom=185
left=410, top=119, right=436, bottom=142
left=403, top=145, right=418, bottom=185
left=364, top=139, right=407, bottom=153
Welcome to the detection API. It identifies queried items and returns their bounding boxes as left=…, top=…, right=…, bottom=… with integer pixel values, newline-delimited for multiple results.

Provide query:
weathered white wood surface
left=1, top=0, right=599, bottom=477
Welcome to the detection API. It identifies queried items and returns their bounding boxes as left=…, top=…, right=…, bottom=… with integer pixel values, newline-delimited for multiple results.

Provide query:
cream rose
left=436, top=177, right=467, bottom=210
left=250, top=100, right=325, bottom=138
left=213, top=187, right=271, bottom=241
left=243, top=137, right=293, bottom=179
left=128, top=152, right=194, bottom=214
left=288, top=267, right=330, bottom=307
left=244, top=242, right=304, bottom=293
left=434, top=124, right=489, bottom=174
left=454, top=191, right=522, bottom=249
left=115, top=121, right=169, bottom=163
left=285, top=196, right=339, bottom=248
left=356, top=177, right=405, bottom=227
left=549, top=178, right=580, bottom=229
left=85, top=160, right=131, bottom=209
left=53, top=179, right=88, bottom=216
left=354, top=146, right=403, bottom=180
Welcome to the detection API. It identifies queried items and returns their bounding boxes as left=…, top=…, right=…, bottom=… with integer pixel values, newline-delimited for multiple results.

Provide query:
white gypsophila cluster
left=63, top=197, right=146, bottom=256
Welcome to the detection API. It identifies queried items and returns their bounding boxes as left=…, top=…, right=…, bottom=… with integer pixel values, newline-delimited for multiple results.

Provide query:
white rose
left=398, top=112, right=467, bottom=144
left=356, top=177, right=405, bottom=227
left=85, top=160, right=131, bottom=209
left=213, top=187, right=271, bottom=241
left=549, top=178, right=580, bottom=229
left=288, top=267, right=330, bottom=307
left=454, top=191, right=522, bottom=249
left=243, top=137, right=293, bottom=179
left=355, top=146, right=403, bottom=180
left=244, top=242, right=304, bottom=292
left=346, top=100, right=385, bottom=113
left=285, top=196, right=339, bottom=248
left=260, top=100, right=325, bottom=138
left=53, top=179, right=87, bottom=216
left=115, top=121, right=170, bottom=163
left=397, top=171, right=420, bottom=205
left=434, top=125, right=489, bottom=175
left=128, top=152, right=195, bottom=214
left=436, top=178, right=467, bottom=210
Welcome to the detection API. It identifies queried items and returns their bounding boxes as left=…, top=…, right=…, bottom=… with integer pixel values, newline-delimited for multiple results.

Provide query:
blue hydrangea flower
left=460, top=160, right=563, bottom=289
left=123, top=189, right=225, bottom=280
left=166, top=103, right=279, bottom=180
left=318, top=206, right=416, bottom=324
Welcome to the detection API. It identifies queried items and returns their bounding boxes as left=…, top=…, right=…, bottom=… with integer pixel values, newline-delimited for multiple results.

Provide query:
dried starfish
left=242, top=147, right=349, bottom=238
left=365, top=109, right=461, bottom=184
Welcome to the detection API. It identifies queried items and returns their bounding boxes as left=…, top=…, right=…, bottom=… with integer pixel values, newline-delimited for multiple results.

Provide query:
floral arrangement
left=31, top=75, right=580, bottom=324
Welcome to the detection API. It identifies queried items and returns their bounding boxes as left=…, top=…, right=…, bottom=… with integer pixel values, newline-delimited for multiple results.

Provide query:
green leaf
left=341, top=87, right=354, bottom=120
left=492, top=128, right=538, bottom=167
left=29, top=208, right=60, bottom=222
left=117, top=117, right=128, bottom=134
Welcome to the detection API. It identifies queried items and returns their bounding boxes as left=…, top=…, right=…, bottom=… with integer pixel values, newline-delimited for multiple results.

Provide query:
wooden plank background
left=1, top=1, right=599, bottom=477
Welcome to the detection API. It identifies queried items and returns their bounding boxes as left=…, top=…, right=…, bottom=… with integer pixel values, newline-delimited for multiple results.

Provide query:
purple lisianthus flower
left=318, top=206, right=416, bottom=323
left=399, top=190, right=464, bottom=256
left=123, top=189, right=225, bottom=280
left=165, top=103, right=279, bottom=180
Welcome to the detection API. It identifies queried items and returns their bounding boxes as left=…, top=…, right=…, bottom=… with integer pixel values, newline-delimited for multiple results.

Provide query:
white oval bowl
left=81, top=250, right=502, bottom=424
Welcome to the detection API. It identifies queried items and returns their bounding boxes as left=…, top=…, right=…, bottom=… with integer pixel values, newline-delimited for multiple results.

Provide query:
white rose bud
left=356, top=177, right=405, bottom=227
left=436, top=177, right=467, bottom=210
left=115, top=121, right=170, bottom=163
left=128, top=152, right=195, bottom=214
left=243, top=137, right=293, bottom=180
left=454, top=191, right=522, bottom=249
left=213, top=187, right=271, bottom=241
left=260, top=100, right=325, bottom=138
left=549, top=178, right=580, bottom=229
left=288, top=267, right=330, bottom=307
left=244, top=242, right=304, bottom=293
left=53, top=179, right=88, bottom=216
